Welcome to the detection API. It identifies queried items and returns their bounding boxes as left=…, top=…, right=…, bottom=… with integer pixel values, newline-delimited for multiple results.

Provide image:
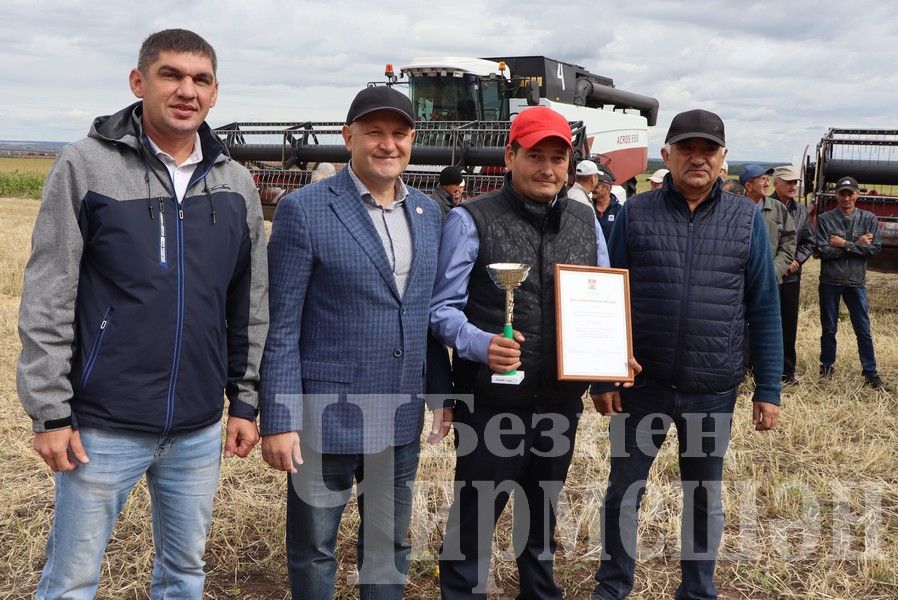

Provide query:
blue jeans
left=36, top=423, right=222, bottom=600
left=818, top=283, right=878, bottom=378
left=286, top=440, right=420, bottom=600
left=593, top=377, right=738, bottom=600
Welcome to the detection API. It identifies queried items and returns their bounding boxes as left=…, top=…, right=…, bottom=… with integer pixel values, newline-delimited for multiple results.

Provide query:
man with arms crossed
left=17, top=29, right=268, bottom=599
left=260, top=86, right=449, bottom=599
left=591, top=109, right=783, bottom=600
left=815, top=176, right=891, bottom=390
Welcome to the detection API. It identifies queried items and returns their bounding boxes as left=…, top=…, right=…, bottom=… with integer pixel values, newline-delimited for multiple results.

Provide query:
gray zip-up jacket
left=17, top=102, right=268, bottom=433
left=815, top=207, right=881, bottom=287
left=756, top=196, right=796, bottom=283
left=773, top=194, right=815, bottom=284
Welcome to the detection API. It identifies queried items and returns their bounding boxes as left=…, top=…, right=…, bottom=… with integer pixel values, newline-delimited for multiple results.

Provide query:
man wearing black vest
left=591, top=109, right=783, bottom=600
left=430, top=106, right=614, bottom=599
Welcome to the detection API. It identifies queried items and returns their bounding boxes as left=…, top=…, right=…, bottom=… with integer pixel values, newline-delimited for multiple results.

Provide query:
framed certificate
left=554, top=264, right=633, bottom=382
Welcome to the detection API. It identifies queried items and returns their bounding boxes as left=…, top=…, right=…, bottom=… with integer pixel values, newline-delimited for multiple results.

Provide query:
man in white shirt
left=17, top=28, right=268, bottom=599
left=567, top=159, right=600, bottom=205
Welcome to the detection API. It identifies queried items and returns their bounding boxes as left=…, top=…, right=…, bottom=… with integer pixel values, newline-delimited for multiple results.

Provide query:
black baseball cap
left=835, top=176, right=859, bottom=192
left=665, top=109, right=726, bottom=146
left=595, top=167, right=615, bottom=185
left=346, top=86, right=415, bottom=127
left=439, top=166, right=465, bottom=186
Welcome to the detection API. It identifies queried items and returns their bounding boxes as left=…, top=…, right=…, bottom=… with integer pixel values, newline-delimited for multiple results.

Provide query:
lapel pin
left=416, top=206, right=424, bottom=215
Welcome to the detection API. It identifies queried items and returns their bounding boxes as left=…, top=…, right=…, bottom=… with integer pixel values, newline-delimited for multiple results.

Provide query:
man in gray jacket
left=17, top=29, right=268, bottom=598
left=771, top=165, right=815, bottom=384
left=741, top=164, right=796, bottom=283
left=815, top=176, right=890, bottom=390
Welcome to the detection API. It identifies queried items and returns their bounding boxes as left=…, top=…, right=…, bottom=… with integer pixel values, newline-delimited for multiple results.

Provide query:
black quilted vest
left=453, top=175, right=597, bottom=408
left=625, top=181, right=757, bottom=392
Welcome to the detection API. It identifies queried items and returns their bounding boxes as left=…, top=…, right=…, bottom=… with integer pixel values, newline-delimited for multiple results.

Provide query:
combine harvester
left=215, top=56, right=658, bottom=218
left=806, top=128, right=898, bottom=271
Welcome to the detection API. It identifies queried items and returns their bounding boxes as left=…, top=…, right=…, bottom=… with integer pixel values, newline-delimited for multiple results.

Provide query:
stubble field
left=0, top=194, right=896, bottom=599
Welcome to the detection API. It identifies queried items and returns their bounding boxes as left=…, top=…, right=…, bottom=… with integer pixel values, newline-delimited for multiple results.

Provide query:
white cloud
left=1, top=0, right=897, bottom=161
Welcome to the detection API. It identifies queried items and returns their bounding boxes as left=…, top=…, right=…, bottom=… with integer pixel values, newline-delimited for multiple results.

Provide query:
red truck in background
left=806, top=128, right=898, bottom=271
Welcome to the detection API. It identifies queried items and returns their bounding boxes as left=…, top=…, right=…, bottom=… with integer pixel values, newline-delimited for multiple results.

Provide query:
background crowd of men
left=15, top=27, right=891, bottom=600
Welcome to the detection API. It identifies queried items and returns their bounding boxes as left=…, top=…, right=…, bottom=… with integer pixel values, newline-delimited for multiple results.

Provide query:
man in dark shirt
left=814, top=176, right=891, bottom=390
left=592, top=166, right=623, bottom=242
left=432, top=165, right=466, bottom=218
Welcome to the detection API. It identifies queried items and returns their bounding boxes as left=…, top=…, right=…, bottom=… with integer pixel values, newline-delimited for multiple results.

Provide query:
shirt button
left=393, top=349, right=403, bottom=358
left=401, top=307, right=407, bottom=315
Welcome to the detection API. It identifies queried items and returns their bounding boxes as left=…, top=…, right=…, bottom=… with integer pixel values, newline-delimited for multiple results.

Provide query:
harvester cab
left=398, top=56, right=659, bottom=187
left=214, top=56, right=659, bottom=219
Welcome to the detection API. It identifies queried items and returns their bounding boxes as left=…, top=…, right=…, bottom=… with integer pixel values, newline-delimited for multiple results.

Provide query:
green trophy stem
left=503, top=289, right=516, bottom=375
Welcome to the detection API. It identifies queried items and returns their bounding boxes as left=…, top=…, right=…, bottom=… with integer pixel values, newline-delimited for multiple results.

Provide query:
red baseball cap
left=509, top=106, right=572, bottom=149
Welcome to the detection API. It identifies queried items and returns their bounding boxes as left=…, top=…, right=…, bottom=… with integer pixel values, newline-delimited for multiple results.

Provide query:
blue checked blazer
left=260, top=167, right=442, bottom=454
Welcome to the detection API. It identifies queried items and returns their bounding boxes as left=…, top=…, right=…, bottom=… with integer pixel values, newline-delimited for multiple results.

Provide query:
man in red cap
left=430, top=106, right=624, bottom=599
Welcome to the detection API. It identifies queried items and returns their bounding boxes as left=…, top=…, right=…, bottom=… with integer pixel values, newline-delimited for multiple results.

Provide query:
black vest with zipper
left=453, top=176, right=597, bottom=408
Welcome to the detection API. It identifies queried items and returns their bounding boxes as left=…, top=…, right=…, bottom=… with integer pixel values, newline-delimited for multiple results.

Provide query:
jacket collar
left=326, top=168, right=433, bottom=301
left=432, top=187, right=455, bottom=211
left=88, top=101, right=228, bottom=168
left=501, top=172, right=567, bottom=233
left=770, top=192, right=797, bottom=210
left=663, top=175, right=724, bottom=214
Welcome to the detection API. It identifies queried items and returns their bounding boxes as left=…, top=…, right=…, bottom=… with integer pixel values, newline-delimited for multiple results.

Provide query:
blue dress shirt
left=430, top=205, right=610, bottom=365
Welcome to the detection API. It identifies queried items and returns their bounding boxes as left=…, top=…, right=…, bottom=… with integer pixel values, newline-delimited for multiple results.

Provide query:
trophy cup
left=487, top=262, right=531, bottom=384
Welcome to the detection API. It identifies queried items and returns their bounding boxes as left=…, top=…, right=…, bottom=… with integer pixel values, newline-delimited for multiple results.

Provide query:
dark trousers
left=592, top=377, right=737, bottom=600
left=779, top=279, right=800, bottom=378
left=819, top=282, right=878, bottom=377
left=439, top=398, right=582, bottom=600
left=286, top=441, right=420, bottom=600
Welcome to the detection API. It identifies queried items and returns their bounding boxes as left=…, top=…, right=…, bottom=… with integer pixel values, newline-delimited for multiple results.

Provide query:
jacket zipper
left=79, top=306, right=112, bottom=388
left=671, top=210, right=697, bottom=385
left=158, top=198, right=167, bottom=267
left=155, top=147, right=223, bottom=432
left=164, top=202, right=186, bottom=432
left=153, top=161, right=182, bottom=433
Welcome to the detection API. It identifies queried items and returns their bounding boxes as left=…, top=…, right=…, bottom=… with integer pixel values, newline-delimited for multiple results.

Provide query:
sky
left=2, top=0, right=898, bottom=162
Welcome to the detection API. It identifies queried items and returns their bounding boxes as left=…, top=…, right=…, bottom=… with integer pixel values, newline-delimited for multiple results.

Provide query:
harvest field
left=0, top=157, right=52, bottom=199
left=0, top=157, right=54, bottom=175
left=0, top=195, right=896, bottom=599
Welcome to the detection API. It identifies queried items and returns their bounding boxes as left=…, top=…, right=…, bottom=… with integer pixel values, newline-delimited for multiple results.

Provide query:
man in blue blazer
left=259, top=86, right=450, bottom=600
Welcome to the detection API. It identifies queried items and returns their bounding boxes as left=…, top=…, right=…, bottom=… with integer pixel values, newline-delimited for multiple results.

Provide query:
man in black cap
left=432, top=165, right=466, bottom=218
left=591, top=165, right=623, bottom=242
left=260, top=85, right=450, bottom=599
left=815, top=176, right=890, bottom=390
left=591, top=109, right=783, bottom=600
